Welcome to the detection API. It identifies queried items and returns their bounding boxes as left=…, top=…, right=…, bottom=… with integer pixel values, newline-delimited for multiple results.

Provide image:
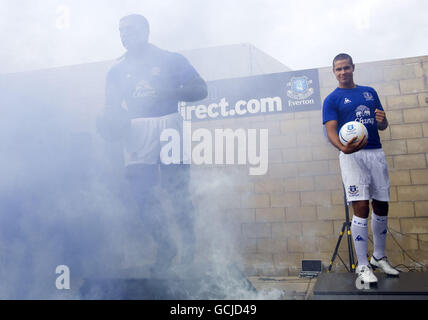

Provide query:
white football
left=339, top=121, right=368, bottom=145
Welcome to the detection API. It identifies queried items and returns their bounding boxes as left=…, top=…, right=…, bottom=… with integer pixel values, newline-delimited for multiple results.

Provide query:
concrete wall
left=191, top=55, right=428, bottom=276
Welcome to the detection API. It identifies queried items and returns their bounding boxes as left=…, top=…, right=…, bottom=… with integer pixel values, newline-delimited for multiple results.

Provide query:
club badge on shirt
left=363, top=91, right=374, bottom=101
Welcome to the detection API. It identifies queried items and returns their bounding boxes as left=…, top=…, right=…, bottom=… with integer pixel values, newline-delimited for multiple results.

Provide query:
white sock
left=371, top=211, right=388, bottom=260
left=351, top=216, right=369, bottom=266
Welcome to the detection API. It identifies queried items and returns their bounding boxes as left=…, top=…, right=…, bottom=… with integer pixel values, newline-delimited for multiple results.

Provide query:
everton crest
left=286, top=76, right=314, bottom=100
left=363, top=91, right=374, bottom=101
left=348, top=185, right=359, bottom=196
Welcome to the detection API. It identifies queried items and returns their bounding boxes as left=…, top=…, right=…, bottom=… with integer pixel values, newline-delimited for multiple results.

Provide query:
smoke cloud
left=0, top=2, right=283, bottom=300
left=0, top=68, right=281, bottom=298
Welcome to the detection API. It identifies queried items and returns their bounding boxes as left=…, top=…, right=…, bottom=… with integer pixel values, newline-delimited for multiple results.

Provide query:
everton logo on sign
left=287, top=76, right=314, bottom=100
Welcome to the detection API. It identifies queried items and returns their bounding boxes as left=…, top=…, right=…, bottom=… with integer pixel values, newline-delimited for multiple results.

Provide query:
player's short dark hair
left=333, top=53, right=354, bottom=67
left=120, top=14, right=150, bottom=32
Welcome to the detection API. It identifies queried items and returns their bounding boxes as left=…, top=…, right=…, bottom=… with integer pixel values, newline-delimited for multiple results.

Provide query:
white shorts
left=339, top=148, right=390, bottom=203
left=123, top=112, right=190, bottom=166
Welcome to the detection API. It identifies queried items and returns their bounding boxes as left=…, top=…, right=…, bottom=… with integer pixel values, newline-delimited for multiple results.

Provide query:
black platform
left=313, top=272, right=428, bottom=300
left=79, top=264, right=256, bottom=299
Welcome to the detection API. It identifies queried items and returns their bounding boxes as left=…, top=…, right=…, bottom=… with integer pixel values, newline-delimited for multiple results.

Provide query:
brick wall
left=190, top=55, right=428, bottom=276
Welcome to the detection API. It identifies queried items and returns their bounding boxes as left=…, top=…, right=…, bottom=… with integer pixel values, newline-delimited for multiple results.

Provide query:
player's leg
left=350, top=200, right=377, bottom=282
left=368, top=150, right=398, bottom=275
left=340, top=151, right=371, bottom=265
left=371, top=199, right=388, bottom=259
left=124, top=115, right=180, bottom=275
left=340, top=151, right=377, bottom=283
left=160, top=163, right=196, bottom=265
left=126, top=164, right=178, bottom=274
left=370, top=199, right=398, bottom=275
left=351, top=200, right=370, bottom=266
left=159, top=112, right=196, bottom=265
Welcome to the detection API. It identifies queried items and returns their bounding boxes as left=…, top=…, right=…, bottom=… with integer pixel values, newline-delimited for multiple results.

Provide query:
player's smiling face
left=333, top=59, right=355, bottom=88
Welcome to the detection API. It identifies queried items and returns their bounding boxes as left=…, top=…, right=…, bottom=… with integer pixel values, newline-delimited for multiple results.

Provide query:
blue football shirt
left=322, top=85, right=384, bottom=149
left=105, top=44, right=203, bottom=118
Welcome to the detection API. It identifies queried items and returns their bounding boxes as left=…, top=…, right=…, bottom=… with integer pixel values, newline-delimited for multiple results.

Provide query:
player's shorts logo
left=286, top=76, right=314, bottom=100
left=348, top=185, right=359, bottom=197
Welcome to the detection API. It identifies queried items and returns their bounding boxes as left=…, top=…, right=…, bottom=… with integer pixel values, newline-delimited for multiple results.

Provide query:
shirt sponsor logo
left=133, top=80, right=156, bottom=98
left=355, top=105, right=375, bottom=125
left=355, top=105, right=371, bottom=117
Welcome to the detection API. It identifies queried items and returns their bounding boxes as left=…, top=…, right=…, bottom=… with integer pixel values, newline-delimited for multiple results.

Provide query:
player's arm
left=373, top=89, right=388, bottom=131
left=97, top=69, right=129, bottom=141
left=104, top=68, right=125, bottom=111
left=159, top=75, right=207, bottom=102
left=176, top=76, right=207, bottom=102
left=146, top=76, right=207, bottom=103
left=175, top=54, right=207, bottom=102
left=158, top=54, right=207, bottom=102
left=375, top=108, right=388, bottom=130
left=324, top=120, right=367, bottom=154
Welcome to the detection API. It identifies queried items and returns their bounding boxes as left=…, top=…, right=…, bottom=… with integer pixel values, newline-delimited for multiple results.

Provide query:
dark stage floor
left=312, top=271, right=428, bottom=300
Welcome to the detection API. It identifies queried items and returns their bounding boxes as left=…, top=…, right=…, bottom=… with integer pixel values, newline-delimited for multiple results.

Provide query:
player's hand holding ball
left=339, top=121, right=368, bottom=154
